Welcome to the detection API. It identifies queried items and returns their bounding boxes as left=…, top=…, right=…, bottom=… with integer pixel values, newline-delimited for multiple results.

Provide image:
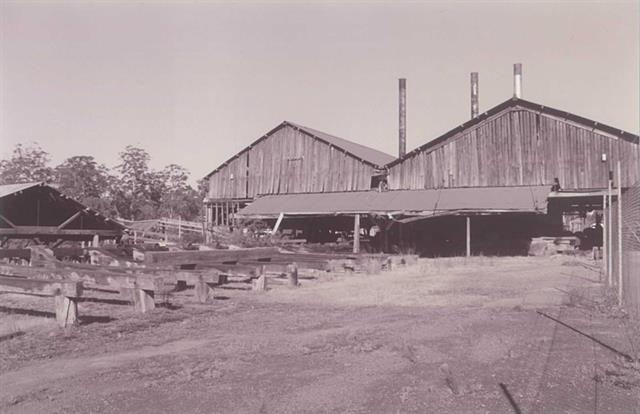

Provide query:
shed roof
left=0, top=182, right=125, bottom=230
left=287, top=122, right=396, bottom=167
left=387, top=97, right=640, bottom=168
left=0, top=182, right=42, bottom=198
left=236, top=185, right=550, bottom=218
left=204, top=121, right=395, bottom=179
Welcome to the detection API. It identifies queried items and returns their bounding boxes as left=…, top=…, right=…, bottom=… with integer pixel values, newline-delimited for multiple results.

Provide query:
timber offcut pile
left=528, top=237, right=580, bottom=256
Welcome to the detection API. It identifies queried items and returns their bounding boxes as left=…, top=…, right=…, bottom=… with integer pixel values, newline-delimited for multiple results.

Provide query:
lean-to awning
left=236, top=185, right=551, bottom=219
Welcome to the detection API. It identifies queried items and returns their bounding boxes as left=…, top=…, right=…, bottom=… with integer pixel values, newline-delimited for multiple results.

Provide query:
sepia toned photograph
left=0, top=1, right=639, bottom=413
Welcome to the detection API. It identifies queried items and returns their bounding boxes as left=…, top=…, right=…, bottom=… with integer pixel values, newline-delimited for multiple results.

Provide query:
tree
left=54, top=155, right=117, bottom=216
left=113, top=146, right=161, bottom=220
left=158, top=164, right=201, bottom=220
left=0, top=143, right=54, bottom=184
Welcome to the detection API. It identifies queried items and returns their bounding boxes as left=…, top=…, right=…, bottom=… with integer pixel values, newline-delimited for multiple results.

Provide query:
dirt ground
left=1, top=256, right=639, bottom=414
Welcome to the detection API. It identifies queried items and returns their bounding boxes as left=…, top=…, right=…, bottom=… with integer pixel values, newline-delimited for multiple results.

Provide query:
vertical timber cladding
left=388, top=105, right=639, bottom=190
left=208, top=124, right=376, bottom=199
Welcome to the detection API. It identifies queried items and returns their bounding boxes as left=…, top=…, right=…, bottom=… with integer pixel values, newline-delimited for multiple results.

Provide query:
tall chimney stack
left=399, top=78, right=407, bottom=158
left=513, top=63, right=522, bottom=98
left=470, top=72, right=479, bottom=118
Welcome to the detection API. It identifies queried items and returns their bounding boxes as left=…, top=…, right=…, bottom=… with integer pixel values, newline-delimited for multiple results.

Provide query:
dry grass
left=265, top=256, right=571, bottom=309
left=0, top=294, right=59, bottom=338
left=0, top=316, right=57, bottom=339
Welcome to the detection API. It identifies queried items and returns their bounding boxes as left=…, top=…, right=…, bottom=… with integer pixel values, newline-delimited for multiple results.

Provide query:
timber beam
left=0, top=264, right=174, bottom=313
left=0, top=227, right=122, bottom=237
left=0, top=276, right=82, bottom=327
left=57, top=211, right=83, bottom=229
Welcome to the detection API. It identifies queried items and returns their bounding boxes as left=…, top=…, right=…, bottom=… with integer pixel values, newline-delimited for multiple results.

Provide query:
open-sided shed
left=237, top=185, right=552, bottom=256
left=0, top=182, right=125, bottom=246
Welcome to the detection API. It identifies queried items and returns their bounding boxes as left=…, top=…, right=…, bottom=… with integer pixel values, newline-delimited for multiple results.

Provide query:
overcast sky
left=1, top=1, right=638, bottom=184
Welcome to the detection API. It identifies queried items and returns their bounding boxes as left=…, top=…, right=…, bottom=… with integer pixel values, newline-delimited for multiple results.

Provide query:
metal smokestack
left=513, top=63, right=522, bottom=98
left=399, top=78, right=406, bottom=158
left=470, top=72, right=479, bottom=118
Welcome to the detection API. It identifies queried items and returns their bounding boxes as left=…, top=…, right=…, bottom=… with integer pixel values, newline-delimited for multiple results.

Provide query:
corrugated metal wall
left=388, top=108, right=639, bottom=190
left=208, top=125, right=376, bottom=199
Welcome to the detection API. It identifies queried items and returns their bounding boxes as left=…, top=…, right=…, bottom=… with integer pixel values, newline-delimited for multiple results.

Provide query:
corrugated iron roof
left=0, top=182, right=44, bottom=199
left=204, top=121, right=395, bottom=179
left=287, top=122, right=395, bottom=167
left=0, top=182, right=125, bottom=230
left=388, top=97, right=640, bottom=168
left=237, top=185, right=550, bottom=218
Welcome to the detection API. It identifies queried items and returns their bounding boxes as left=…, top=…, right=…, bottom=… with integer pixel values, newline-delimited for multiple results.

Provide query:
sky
left=1, top=1, right=638, bottom=185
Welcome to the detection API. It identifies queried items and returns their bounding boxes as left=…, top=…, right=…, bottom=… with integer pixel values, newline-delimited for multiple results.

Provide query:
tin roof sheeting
left=237, top=185, right=551, bottom=218
left=288, top=122, right=396, bottom=167
left=0, top=182, right=43, bottom=199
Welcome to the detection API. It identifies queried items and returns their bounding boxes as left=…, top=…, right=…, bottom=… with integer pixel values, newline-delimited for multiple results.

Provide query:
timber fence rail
left=608, top=180, right=640, bottom=318
left=116, top=217, right=205, bottom=243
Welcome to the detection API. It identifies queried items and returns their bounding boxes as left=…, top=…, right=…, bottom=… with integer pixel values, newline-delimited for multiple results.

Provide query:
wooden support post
left=466, top=216, right=471, bottom=258
left=133, top=288, right=155, bottom=312
left=617, top=161, right=623, bottom=305
left=602, top=193, right=607, bottom=277
left=123, top=287, right=155, bottom=312
left=0, top=277, right=81, bottom=327
left=287, top=263, right=298, bottom=287
left=353, top=214, right=361, bottom=254
left=0, top=212, right=17, bottom=228
left=253, top=265, right=267, bottom=291
left=54, top=294, right=78, bottom=327
left=195, top=277, right=216, bottom=303
left=235, top=202, right=239, bottom=228
left=58, top=211, right=82, bottom=229
left=92, top=234, right=100, bottom=248
left=272, top=212, right=284, bottom=234
left=607, top=175, right=613, bottom=285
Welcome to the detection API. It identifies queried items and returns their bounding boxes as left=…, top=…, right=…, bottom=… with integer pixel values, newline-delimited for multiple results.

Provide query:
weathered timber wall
left=388, top=108, right=639, bottom=190
left=208, top=125, right=376, bottom=199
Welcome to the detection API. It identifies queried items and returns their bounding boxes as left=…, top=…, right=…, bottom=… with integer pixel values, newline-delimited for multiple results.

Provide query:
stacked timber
left=528, top=236, right=580, bottom=256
